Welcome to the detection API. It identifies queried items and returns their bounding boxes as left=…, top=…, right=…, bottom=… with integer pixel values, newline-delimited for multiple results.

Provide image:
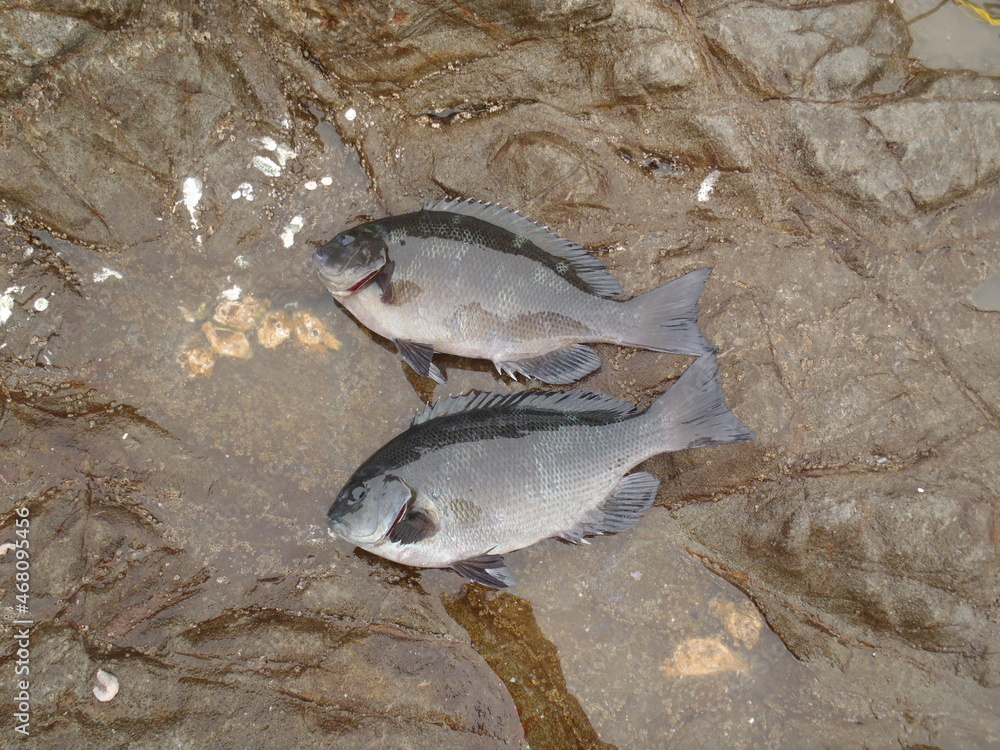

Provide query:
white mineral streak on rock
left=182, top=176, right=203, bottom=228
left=697, top=170, right=721, bottom=202
left=1, top=286, right=24, bottom=326
left=93, top=669, right=119, bottom=702
left=93, top=268, right=123, bottom=283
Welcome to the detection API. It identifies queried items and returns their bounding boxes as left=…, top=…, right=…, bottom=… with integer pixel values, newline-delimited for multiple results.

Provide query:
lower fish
left=327, top=352, right=753, bottom=587
left=313, top=198, right=713, bottom=384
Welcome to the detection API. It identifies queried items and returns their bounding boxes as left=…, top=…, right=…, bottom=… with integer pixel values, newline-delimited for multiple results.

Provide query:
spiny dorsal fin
left=424, top=197, right=622, bottom=298
left=412, top=388, right=638, bottom=425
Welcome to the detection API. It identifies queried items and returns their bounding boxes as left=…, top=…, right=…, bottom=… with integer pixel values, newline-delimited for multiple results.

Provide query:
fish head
left=328, top=473, right=413, bottom=546
left=313, top=226, right=389, bottom=297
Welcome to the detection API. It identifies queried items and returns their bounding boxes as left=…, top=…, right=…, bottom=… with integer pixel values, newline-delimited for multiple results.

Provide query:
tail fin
left=621, top=267, right=713, bottom=355
left=645, top=351, right=755, bottom=452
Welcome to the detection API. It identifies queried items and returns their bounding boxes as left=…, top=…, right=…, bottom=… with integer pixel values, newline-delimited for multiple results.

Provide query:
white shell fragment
left=697, top=170, right=721, bottom=202
left=344, top=107, right=357, bottom=121
left=281, top=215, right=305, bottom=248
left=256, top=136, right=295, bottom=162
left=93, top=669, right=119, bottom=702
left=231, top=182, right=255, bottom=201
left=274, top=144, right=296, bottom=166
left=221, top=285, right=242, bottom=301
left=251, top=155, right=282, bottom=177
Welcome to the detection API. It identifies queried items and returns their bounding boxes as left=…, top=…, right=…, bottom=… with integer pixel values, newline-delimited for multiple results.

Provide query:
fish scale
left=313, top=198, right=714, bottom=384
left=349, top=227, right=601, bottom=357
left=327, top=352, right=754, bottom=588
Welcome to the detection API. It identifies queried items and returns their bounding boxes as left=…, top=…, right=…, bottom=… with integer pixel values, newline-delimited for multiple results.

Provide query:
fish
left=313, top=198, right=714, bottom=384
left=327, top=351, right=753, bottom=588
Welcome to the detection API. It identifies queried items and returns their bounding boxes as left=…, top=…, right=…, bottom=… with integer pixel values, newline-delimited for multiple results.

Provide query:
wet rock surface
left=1, top=0, right=998, bottom=746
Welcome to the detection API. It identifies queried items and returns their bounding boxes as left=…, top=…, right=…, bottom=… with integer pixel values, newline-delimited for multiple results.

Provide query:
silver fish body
left=314, top=198, right=713, bottom=384
left=327, top=352, right=753, bottom=587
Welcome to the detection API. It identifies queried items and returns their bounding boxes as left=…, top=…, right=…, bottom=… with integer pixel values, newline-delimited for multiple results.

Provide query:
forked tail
left=645, top=351, right=754, bottom=452
left=621, top=267, right=713, bottom=355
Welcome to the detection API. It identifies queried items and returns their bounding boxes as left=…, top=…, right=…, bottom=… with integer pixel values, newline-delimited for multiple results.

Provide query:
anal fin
left=557, top=472, right=659, bottom=541
left=395, top=339, right=445, bottom=384
left=451, top=554, right=515, bottom=589
left=556, top=530, right=591, bottom=545
left=498, top=344, right=600, bottom=385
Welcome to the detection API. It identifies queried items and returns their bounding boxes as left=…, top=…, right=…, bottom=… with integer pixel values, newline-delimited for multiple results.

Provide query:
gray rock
left=1, top=0, right=999, bottom=745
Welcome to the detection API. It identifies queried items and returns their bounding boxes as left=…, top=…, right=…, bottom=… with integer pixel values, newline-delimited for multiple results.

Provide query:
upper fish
left=313, top=198, right=714, bottom=384
left=327, top=351, right=753, bottom=588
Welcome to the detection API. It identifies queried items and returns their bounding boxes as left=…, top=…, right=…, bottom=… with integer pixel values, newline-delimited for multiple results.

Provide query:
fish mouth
left=317, top=267, right=379, bottom=298
left=346, top=267, right=382, bottom=293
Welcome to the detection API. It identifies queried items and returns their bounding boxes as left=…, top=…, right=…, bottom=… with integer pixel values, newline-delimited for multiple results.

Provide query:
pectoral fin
left=388, top=507, right=438, bottom=545
left=395, top=339, right=445, bottom=384
left=376, top=259, right=396, bottom=304
left=451, top=554, right=516, bottom=589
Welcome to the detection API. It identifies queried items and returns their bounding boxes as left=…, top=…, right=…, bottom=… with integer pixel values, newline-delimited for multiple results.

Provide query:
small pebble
left=93, top=669, right=119, bottom=702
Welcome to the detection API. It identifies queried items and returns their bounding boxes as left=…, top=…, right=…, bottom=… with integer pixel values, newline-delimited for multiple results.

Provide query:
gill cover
left=327, top=474, right=412, bottom=546
left=313, top=225, right=389, bottom=296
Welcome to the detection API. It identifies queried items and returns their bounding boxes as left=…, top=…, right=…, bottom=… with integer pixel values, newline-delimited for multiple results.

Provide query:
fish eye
left=337, top=233, right=356, bottom=247
left=350, top=485, right=367, bottom=503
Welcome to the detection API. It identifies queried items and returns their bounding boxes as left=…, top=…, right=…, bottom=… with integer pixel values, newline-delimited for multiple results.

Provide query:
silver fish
left=327, top=352, right=753, bottom=587
left=313, top=198, right=713, bottom=384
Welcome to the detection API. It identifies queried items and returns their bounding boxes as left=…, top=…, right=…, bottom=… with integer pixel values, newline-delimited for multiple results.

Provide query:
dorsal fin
left=424, top=197, right=622, bottom=298
left=412, top=388, right=638, bottom=425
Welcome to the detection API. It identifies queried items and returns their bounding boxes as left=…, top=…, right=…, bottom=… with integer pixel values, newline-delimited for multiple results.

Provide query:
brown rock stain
left=443, top=586, right=617, bottom=750
left=660, top=636, right=748, bottom=677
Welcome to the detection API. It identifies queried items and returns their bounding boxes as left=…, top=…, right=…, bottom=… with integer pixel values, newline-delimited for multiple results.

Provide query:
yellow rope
left=953, top=0, right=1000, bottom=25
